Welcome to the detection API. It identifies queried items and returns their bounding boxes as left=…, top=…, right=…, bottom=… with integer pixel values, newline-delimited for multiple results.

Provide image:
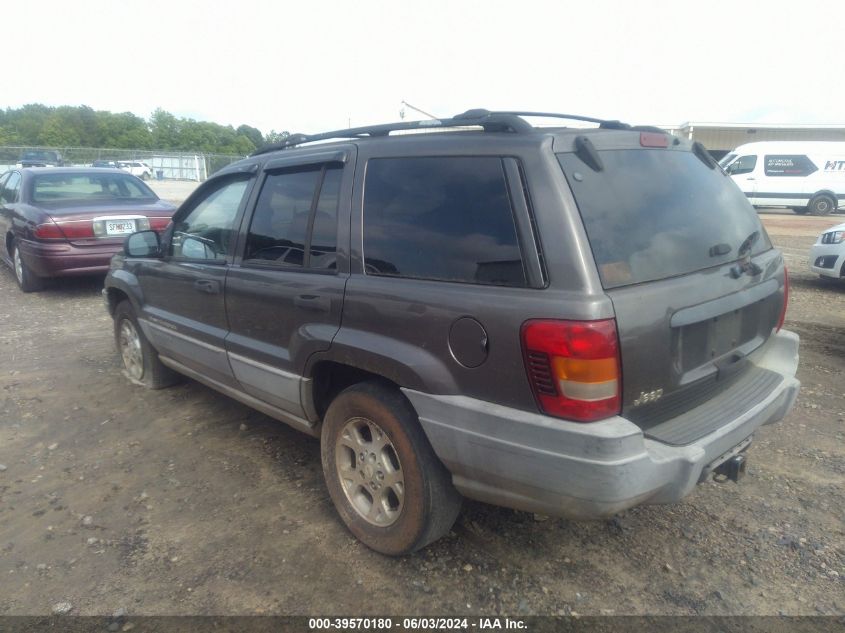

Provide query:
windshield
left=557, top=149, right=772, bottom=289
left=31, top=172, right=158, bottom=206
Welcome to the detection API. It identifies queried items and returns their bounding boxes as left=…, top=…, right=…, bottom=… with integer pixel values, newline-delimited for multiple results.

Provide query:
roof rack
left=251, top=108, right=631, bottom=156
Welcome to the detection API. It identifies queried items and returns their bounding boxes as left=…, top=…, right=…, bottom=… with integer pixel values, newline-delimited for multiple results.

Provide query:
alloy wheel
left=335, top=417, right=405, bottom=527
left=118, top=318, right=144, bottom=380
left=13, top=247, right=23, bottom=285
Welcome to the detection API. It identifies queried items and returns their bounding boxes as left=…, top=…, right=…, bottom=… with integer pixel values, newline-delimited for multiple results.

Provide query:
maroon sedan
left=0, top=168, right=176, bottom=291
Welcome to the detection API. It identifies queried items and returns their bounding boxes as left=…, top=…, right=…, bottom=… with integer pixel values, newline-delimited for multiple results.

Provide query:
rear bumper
left=17, top=239, right=119, bottom=278
left=404, top=329, right=800, bottom=519
left=809, top=242, right=845, bottom=278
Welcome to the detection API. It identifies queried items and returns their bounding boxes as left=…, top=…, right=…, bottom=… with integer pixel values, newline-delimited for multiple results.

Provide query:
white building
left=661, top=122, right=845, bottom=160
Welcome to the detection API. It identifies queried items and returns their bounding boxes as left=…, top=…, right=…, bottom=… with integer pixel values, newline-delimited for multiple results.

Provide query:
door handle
left=294, top=293, right=331, bottom=313
left=746, top=177, right=755, bottom=180
left=194, top=279, right=220, bottom=294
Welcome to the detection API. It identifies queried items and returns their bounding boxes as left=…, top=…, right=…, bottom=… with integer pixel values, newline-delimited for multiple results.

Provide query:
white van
left=719, top=141, right=845, bottom=215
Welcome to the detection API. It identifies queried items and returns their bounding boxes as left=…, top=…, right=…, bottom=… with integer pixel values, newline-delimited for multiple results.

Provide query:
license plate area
left=93, top=216, right=143, bottom=238
left=677, top=305, right=759, bottom=373
left=105, top=220, right=136, bottom=235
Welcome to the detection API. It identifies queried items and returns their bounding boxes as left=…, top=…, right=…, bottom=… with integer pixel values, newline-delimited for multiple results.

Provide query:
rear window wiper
left=730, top=231, right=762, bottom=278
left=737, top=230, right=759, bottom=257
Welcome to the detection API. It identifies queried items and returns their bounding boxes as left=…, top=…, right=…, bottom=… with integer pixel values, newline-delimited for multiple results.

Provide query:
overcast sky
left=5, top=0, right=844, bottom=135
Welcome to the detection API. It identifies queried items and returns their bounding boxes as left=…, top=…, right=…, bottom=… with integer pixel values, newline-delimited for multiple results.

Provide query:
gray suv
left=104, top=110, right=800, bottom=555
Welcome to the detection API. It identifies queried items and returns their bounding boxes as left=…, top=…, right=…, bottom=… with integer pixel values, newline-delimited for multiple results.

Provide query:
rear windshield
left=23, top=150, right=58, bottom=161
left=557, top=149, right=772, bottom=289
left=31, top=173, right=157, bottom=206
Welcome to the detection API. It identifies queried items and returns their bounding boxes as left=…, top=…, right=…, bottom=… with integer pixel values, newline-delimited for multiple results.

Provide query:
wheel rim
left=335, top=417, right=404, bottom=527
left=13, top=247, right=23, bottom=285
left=816, top=198, right=832, bottom=213
left=118, top=318, right=144, bottom=380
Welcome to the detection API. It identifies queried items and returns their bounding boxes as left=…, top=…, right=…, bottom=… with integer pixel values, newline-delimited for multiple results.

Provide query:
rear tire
left=808, top=194, right=836, bottom=216
left=321, top=381, right=462, bottom=555
left=11, top=241, right=44, bottom=293
left=113, top=300, right=180, bottom=389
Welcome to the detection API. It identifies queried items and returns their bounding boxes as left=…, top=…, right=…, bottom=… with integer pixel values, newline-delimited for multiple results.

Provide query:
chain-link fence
left=0, top=146, right=245, bottom=181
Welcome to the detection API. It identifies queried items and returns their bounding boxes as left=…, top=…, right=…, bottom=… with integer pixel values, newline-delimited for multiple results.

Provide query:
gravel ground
left=146, top=180, right=199, bottom=206
left=0, top=212, right=842, bottom=617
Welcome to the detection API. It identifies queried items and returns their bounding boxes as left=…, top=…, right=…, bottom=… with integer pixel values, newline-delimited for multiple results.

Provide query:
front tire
left=113, top=300, right=180, bottom=389
left=809, top=194, right=836, bottom=216
left=321, top=382, right=461, bottom=555
left=11, top=242, right=44, bottom=293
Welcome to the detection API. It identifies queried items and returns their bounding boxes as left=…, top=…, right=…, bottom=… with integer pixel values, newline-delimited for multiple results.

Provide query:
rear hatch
left=557, top=135, right=787, bottom=444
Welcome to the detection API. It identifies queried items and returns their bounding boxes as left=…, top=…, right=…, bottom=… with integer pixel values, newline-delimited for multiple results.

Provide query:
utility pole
left=400, top=101, right=438, bottom=120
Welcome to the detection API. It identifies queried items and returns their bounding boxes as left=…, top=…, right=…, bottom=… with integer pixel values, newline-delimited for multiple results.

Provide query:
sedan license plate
left=106, top=220, right=136, bottom=235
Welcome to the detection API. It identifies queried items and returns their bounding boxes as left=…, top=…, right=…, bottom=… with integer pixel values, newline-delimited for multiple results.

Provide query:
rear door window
left=243, top=165, right=340, bottom=270
left=363, top=156, right=526, bottom=287
left=764, top=155, right=818, bottom=177
left=558, top=149, right=771, bottom=289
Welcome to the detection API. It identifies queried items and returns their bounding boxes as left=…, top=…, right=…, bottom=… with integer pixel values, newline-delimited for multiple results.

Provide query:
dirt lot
left=0, top=212, right=843, bottom=617
left=146, top=180, right=199, bottom=206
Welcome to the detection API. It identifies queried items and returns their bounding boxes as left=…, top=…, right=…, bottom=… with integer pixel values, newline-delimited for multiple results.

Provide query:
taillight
left=34, top=221, right=65, bottom=239
left=35, top=220, right=95, bottom=239
left=54, top=221, right=95, bottom=239
left=776, top=265, right=789, bottom=332
left=148, top=217, right=171, bottom=231
left=521, top=319, right=621, bottom=422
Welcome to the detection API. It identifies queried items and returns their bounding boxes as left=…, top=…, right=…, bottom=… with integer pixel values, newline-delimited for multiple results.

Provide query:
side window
left=1, top=172, right=22, bottom=204
left=363, top=156, right=526, bottom=287
left=727, top=155, right=757, bottom=176
left=310, top=167, right=341, bottom=268
left=171, top=176, right=251, bottom=261
left=244, top=165, right=340, bottom=269
left=764, top=155, right=818, bottom=177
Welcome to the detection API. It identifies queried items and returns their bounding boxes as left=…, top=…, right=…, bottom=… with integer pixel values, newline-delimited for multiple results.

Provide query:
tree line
left=0, top=104, right=289, bottom=155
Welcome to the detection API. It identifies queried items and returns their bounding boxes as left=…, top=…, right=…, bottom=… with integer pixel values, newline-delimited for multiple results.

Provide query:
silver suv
left=104, top=110, right=800, bottom=555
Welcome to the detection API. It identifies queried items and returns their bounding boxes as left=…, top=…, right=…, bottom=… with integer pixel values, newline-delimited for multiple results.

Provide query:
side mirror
left=124, top=230, right=161, bottom=258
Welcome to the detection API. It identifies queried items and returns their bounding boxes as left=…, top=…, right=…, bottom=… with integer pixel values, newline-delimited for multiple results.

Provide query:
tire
left=113, top=300, right=180, bottom=389
left=141, top=172, right=150, bottom=181
left=808, top=194, right=836, bottom=216
left=321, top=381, right=462, bottom=555
left=11, top=241, right=44, bottom=293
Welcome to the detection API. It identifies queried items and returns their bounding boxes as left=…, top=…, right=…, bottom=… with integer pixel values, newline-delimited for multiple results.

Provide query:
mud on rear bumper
left=403, top=329, right=800, bottom=519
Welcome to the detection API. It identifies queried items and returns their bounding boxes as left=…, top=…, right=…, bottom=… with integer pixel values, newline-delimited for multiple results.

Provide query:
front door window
left=171, top=177, right=251, bottom=261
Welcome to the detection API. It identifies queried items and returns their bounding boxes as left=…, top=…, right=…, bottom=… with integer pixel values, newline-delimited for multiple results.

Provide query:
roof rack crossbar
left=251, top=109, right=629, bottom=156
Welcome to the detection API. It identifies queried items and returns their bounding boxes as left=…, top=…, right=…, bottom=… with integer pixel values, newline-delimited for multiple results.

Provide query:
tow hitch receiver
left=714, top=454, right=747, bottom=483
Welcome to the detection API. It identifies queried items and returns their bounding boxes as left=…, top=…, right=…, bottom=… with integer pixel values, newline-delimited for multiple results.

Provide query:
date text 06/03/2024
left=307, top=617, right=527, bottom=630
